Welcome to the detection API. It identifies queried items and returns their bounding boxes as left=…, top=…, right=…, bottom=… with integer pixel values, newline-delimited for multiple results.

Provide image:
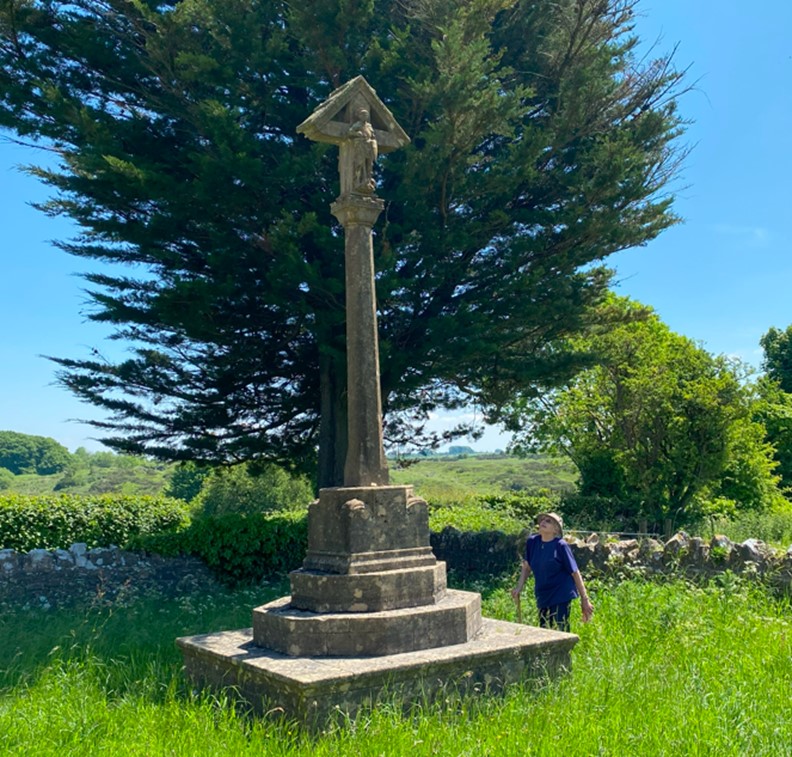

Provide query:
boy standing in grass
left=511, top=512, right=594, bottom=632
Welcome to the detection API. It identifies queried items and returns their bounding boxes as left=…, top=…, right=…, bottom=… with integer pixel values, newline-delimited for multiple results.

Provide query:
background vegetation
left=3, top=430, right=792, bottom=555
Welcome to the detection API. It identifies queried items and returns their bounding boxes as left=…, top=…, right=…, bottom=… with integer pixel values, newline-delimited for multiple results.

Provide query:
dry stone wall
left=431, top=528, right=792, bottom=593
left=3, top=530, right=791, bottom=609
left=0, top=543, right=218, bottom=609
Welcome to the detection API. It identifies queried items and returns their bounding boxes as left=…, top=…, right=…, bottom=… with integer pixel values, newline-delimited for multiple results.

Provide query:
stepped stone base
left=290, top=561, right=447, bottom=613
left=178, top=483, right=579, bottom=726
left=253, top=589, right=481, bottom=657
left=177, top=617, right=578, bottom=726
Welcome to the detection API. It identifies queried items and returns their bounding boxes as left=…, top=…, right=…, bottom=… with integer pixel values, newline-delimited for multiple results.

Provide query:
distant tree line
left=0, top=431, right=71, bottom=476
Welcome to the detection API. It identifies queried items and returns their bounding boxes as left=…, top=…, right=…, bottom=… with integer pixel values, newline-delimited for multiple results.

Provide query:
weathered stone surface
left=303, top=485, right=433, bottom=575
left=1, top=544, right=218, bottom=608
left=0, top=549, right=19, bottom=573
left=53, top=548, right=74, bottom=566
left=429, top=528, right=791, bottom=593
left=290, top=561, right=446, bottom=613
left=638, top=538, right=663, bottom=557
left=332, top=194, right=388, bottom=486
left=431, top=526, right=522, bottom=574
left=25, top=549, right=53, bottom=571
left=178, top=618, right=578, bottom=727
left=296, top=76, right=410, bottom=154
left=663, top=532, right=688, bottom=557
left=253, top=589, right=481, bottom=657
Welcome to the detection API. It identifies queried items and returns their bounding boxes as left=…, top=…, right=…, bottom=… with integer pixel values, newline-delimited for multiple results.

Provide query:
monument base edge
left=177, top=617, right=578, bottom=728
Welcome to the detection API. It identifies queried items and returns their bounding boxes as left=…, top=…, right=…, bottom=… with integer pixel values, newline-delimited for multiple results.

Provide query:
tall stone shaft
left=331, top=196, right=388, bottom=486
left=295, top=76, right=410, bottom=487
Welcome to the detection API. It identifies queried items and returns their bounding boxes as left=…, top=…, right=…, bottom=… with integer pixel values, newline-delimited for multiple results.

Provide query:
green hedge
left=0, top=489, right=565, bottom=584
left=0, top=493, right=190, bottom=552
left=133, top=511, right=308, bottom=583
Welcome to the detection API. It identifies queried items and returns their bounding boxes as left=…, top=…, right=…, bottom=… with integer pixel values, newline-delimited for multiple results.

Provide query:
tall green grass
left=1, top=575, right=789, bottom=755
left=710, top=509, right=792, bottom=548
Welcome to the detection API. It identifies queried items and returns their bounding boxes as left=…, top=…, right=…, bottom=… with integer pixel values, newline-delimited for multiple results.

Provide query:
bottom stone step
left=177, top=617, right=578, bottom=727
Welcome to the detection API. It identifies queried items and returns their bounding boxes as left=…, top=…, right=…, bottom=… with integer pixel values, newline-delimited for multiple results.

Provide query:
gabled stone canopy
left=296, top=75, right=410, bottom=152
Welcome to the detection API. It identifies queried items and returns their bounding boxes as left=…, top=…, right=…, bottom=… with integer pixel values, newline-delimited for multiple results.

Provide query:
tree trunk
left=317, top=352, right=348, bottom=489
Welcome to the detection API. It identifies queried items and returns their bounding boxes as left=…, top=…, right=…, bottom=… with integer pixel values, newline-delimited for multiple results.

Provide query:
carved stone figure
left=347, top=108, right=378, bottom=194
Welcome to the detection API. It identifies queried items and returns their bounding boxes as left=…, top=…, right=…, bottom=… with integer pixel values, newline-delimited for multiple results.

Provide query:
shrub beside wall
left=133, top=511, right=308, bottom=582
left=4, top=492, right=790, bottom=593
left=0, top=493, right=190, bottom=552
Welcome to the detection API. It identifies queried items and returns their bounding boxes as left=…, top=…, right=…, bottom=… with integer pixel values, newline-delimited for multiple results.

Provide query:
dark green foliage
left=761, top=325, right=792, bottom=393
left=0, top=468, right=14, bottom=491
left=54, top=448, right=171, bottom=495
left=577, top=450, right=627, bottom=498
left=7, top=447, right=171, bottom=496
left=0, top=431, right=71, bottom=475
left=164, top=462, right=211, bottom=503
left=0, top=0, right=687, bottom=486
left=756, top=327, right=792, bottom=492
left=186, top=512, right=308, bottom=582
left=473, top=491, right=555, bottom=522
left=558, top=493, right=644, bottom=533
left=0, top=493, right=189, bottom=551
left=711, top=410, right=787, bottom=512
left=506, top=297, right=784, bottom=530
left=755, top=382, right=792, bottom=494
left=134, top=511, right=308, bottom=583
left=191, top=462, right=313, bottom=517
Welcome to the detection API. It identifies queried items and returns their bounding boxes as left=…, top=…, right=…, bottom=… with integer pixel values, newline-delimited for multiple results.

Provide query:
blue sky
left=1, top=1, right=791, bottom=454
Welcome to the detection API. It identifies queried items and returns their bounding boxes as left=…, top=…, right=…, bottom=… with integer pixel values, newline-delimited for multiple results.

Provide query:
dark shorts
left=538, top=602, right=571, bottom=633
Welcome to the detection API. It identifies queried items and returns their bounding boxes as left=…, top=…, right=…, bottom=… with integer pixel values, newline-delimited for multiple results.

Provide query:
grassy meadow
left=390, top=453, right=578, bottom=502
left=1, top=572, right=790, bottom=756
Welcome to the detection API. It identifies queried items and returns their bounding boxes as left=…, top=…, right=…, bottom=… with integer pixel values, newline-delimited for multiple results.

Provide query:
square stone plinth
left=177, top=619, right=578, bottom=726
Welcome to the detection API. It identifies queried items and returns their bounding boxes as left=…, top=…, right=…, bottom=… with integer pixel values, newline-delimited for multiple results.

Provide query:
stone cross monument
left=279, top=76, right=458, bottom=635
left=176, top=77, right=578, bottom=726
left=296, top=75, right=409, bottom=487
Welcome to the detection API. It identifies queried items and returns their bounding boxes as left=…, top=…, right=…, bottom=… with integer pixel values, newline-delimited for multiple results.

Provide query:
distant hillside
left=390, top=453, right=577, bottom=502
left=2, top=451, right=171, bottom=497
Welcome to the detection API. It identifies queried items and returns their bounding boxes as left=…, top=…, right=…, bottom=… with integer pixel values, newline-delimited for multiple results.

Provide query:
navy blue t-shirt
left=524, top=534, right=579, bottom=608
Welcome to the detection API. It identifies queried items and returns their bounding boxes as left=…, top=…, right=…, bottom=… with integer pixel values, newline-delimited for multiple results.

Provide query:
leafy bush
left=164, top=462, right=211, bottom=503
left=189, top=512, right=308, bottom=581
left=0, top=493, right=190, bottom=552
left=426, top=491, right=558, bottom=534
left=134, top=511, right=308, bottom=583
left=428, top=502, right=523, bottom=534
left=0, top=467, right=14, bottom=491
left=0, top=431, right=71, bottom=475
left=709, top=508, right=792, bottom=548
left=559, top=493, right=647, bottom=533
left=474, top=491, right=558, bottom=521
left=192, top=463, right=313, bottom=517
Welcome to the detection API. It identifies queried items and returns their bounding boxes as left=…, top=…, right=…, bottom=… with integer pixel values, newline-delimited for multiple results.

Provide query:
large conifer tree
left=0, top=0, right=687, bottom=485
